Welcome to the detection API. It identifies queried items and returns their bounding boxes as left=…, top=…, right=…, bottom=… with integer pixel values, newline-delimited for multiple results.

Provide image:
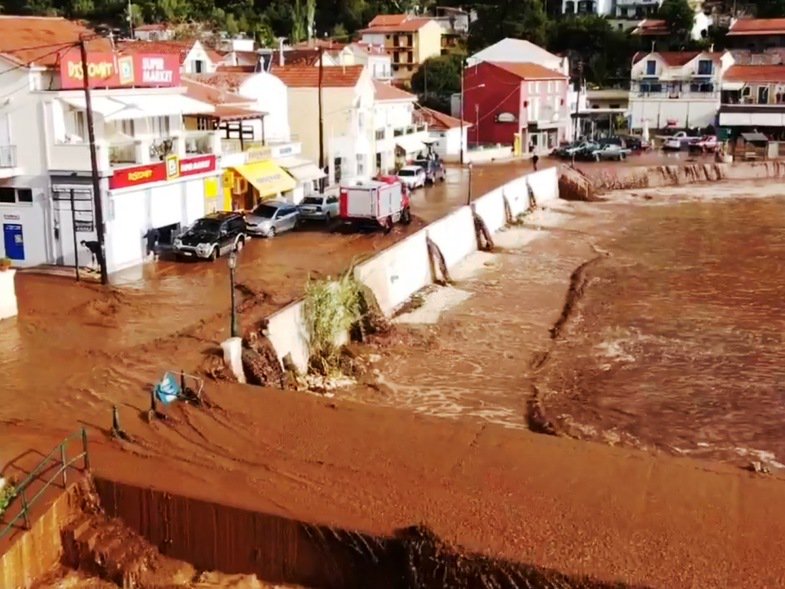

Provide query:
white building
left=418, top=106, right=469, bottom=161
left=345, top=43, right=393, bottom=81
left=561, top=0, right=615, bottom=17
left=118, top=39, right=226, bottom=75
left=629, top=50, right=735, bottom=130
left=372, top=81, right=429, bottom=173
left=0, top=16, right=225, bottom=274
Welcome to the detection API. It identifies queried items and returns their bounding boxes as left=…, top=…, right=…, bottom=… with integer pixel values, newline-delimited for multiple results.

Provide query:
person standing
left=532, top=153, right=540, bottom=171
left=145, top=227, right=160, bottom=261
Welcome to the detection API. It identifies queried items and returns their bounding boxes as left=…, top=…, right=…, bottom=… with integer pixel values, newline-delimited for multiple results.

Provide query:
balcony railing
left=109, top=141, right=137, bottom=164
left=184, top=131, right=213, bottom=156
left=0, top=145, right=17, bottom=168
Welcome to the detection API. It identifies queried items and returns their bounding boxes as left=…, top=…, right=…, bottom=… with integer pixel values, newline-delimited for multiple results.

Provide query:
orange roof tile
left=359, top=17, right=434, bottom=33
left=191, top=71, right=251, bottom=92
left=181, top=76, right=255, bottom=106
left=373, top=80, right=416, bottom=101
left=292, top=39, right=347, bottom=50
left=368, top=14, right=410, bottom=27
left=724, top=64, right=785, bottom=82
left=0, top=15, right=111, bottom=67
left=631, top=19, right=669, bottom=36
left=269, top=64, right=364, bottom=88
left=135, top=23, right=171, bottom=32
left=418, top=106, right=469, bottom=130
left=728, top=18, right=785, bottom=36
left=632, top=51, right=723, bottom=66
left=489, top=62, right=566, bottom=80
left=118, top=39, right=223, bottom=65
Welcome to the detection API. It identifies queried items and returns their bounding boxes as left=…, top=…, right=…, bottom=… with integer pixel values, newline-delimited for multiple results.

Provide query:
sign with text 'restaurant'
left=59, top=50, right=180, bottom=90
left=110, top=155, right=216, bottom=190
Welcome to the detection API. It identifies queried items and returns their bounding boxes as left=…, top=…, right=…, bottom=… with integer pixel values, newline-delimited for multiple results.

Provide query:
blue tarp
left=154, top=372, right=180, bottom=405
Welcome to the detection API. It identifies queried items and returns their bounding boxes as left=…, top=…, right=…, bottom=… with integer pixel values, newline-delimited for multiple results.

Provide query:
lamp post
left=228, top=250, right=238, bottom=338
left=459, top=64, right=485, bottom=165
left=466, top=162, right=473, bottom=205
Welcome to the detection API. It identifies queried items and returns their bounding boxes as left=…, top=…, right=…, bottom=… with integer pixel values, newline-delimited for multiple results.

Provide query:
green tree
left=469, top=0, right=549, bottom=52
left=658, top=0, right=694, bottom=45
left=410, top=53, right=462, bottom=111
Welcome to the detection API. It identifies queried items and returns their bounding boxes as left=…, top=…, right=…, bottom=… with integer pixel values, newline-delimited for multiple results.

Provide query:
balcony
left=183, top=131, right=215, bottom=156
left=109, top=141, right=137, bottom=165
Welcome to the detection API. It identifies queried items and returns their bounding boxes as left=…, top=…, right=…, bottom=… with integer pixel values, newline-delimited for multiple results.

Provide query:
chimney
left=278, top=37, right=285, bottom=67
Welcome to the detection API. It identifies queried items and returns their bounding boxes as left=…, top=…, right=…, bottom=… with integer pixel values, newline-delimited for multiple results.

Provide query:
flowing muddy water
left=345, top=180, right=785, bottom=469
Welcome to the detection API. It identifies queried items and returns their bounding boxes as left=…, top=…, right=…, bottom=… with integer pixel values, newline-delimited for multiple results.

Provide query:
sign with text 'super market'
left=109, top=155, right=216, bottom=190
left=59, top=50, right=180, bottom=90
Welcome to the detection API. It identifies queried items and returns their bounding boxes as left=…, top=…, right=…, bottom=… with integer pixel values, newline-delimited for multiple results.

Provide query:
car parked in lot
left=617, top=135, right=650, bottom=152
left=688, top=135, right=719, bottom=153
left=397, top=165, right=426, bottom=189
left=574, top=142, right=602, bottom=160
left=661, top=131, right=697, bottom=151
left=591, top=143, right=631, bottom=161
left=413, top=158, right=446, bottom=184
left=173, top=212, right=246, bottom=261
left=554, top=141, right=593, bottom=159
left=297, top=194, right=339, bottom=223
left=245, top=201, right=299, bottom=238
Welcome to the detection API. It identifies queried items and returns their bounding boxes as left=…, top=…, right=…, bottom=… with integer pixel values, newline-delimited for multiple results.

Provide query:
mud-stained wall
left=0, top=485, right=79, bottom=589
left=93, top=477, right=403, bottom=589
left=265, top=168, right=560, bottom=372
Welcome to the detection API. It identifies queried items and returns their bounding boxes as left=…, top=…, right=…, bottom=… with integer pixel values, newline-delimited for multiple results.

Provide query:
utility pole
left=80, top=36, right=109, bottom=286
left=459, top=59, right=465, bottom=165
left=574, top=59, right=583, bottom=142
left=318, top=45, right=325, bottom=188
left=127, top=0, right=134, bottom=38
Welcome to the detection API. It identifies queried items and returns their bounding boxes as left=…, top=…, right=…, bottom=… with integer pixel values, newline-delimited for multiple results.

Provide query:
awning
left=395, top=135, right=425, bottom=154
left=741, top=132, right=769, bottom=142
left=233, top=161, right=296, bottom=197
left=59, top=94, right=214, bottom=121
left=277, top=157, right=326, bottom=183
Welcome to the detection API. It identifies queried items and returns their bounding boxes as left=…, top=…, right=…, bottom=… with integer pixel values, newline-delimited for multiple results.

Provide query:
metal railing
left=0, top=428, right=89, bottom=540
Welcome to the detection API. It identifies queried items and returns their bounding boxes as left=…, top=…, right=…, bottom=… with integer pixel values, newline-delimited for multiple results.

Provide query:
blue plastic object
left=154, top=372, right=181, bottom=405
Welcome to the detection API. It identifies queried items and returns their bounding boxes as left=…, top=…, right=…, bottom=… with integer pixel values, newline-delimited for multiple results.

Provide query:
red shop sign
left=59, top=50, right=180, bottom=90
left=179, top=154, right=216, bottom=177
left=110, top=155, right=217, bottom=190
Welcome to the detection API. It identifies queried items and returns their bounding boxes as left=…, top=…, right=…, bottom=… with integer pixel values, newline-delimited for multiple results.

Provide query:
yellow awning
left=233, top=161, right=296, bottom=198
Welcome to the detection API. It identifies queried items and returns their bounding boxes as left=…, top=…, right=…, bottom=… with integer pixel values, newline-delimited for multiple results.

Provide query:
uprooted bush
left=303, top=271, right=390, bottom=376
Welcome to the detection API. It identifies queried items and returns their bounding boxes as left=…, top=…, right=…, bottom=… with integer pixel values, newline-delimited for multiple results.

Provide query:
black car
left=173, top=212, right=246, bottom=261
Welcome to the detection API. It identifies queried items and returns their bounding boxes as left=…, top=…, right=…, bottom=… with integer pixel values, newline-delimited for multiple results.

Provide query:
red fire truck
left=338, top=176, right=411, bottom=231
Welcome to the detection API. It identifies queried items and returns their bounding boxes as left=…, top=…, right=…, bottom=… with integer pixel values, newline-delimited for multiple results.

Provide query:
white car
left=663, top=137, right=683, bottom=151
left=397, top=165, right=426, bottom=189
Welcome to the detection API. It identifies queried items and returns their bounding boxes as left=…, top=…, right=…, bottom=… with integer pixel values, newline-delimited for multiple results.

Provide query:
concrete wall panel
left=425, top=206, right=477, bottom=270
left=472, top=188, right=506, bottom=234
left=527, top=167, right=559, bottom=205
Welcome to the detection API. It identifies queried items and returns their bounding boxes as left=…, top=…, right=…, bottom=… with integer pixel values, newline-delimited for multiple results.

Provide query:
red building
left=462, top=61, right=569, bottom=153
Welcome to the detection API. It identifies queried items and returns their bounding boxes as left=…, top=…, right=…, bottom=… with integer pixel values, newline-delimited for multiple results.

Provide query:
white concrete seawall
left=0, top=268, right=18, bottom=321
left=266, top=168, right=559, bottom=372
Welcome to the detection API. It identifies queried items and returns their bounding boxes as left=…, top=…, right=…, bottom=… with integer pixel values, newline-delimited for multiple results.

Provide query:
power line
left=0, top=41, right=80, bottom=80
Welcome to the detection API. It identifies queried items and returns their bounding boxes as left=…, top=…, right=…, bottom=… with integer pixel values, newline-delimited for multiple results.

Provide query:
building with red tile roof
left=720, top=63, right=785, bottom=135
left=630, top=50, right=736, bottom=131
left=0, top=15, right=110, bottom=67
left=727, top=18, right=785, bottom=51
left=269, top=64, right=365, bottom=88
left=359, top=14, right=442, bottom=85
left=418, top=106, right=471, bottom=161
left=723, top=64, right=785, bottom=83
left=631, top=19, right=669, bottom=37
left=118, top=39, right=225, bottom=74
left=462, top=60, right=570, bottom=152
left=373, top=80, right=416, bottom=102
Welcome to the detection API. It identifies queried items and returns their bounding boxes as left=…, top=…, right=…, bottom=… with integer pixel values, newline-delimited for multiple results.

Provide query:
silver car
left=245, top=201, right=299, bottom=238
left=397, top=165, right=426, bottom=189
left=297, top=194, right=339, bottom=223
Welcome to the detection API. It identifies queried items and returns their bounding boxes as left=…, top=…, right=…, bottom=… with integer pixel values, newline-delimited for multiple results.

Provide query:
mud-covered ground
left=340, top=180, right=785, bottom=471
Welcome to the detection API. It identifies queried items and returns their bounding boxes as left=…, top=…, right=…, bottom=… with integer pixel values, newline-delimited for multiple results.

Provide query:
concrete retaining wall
left=465, top=146, right=514, bottom=164
left=265, top=169, right=560, bottom=373
left=0, top=269, right=18, bottom=321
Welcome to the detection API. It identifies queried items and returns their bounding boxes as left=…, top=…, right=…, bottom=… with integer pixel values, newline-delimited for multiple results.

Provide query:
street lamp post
left=459, top=71, right=485, bottom=166
left=467, top=162, right=473, bottom=205
left=228, top=250, right=238, bottom=338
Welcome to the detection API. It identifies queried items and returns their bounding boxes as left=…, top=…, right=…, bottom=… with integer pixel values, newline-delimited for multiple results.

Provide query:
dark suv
left=173, top=212, right=246, bottom=261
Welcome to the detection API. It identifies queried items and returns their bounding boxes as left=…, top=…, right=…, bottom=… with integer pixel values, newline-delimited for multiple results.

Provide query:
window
left=66, top=110, right=86, bottom=140
left=194, top=60, right=205, bottom=73
left=0, top=187, right=32, bottom=204
left=376, top=152, right=382, bottom=171
left=334, top=157, right=342, bottom=183
left=356, top=154, right=365, bottom=176
left=646, top=60, right=656, bottom=76
left=758, top=86, right=770, bottom=104
left=120, top=119, right=135, bottom=137
left=528, top=81, right=534, bottom=93
left=375, top=129, right=385, bottom=140
left=150, top=116, right=170, bottom=137
left=697, top=60, right=713, bottom=76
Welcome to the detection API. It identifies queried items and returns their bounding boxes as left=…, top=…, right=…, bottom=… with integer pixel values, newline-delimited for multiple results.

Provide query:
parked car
left=661, top=131, right=696, bottom=151
left=555, top=141, right=592, bottom=159
left=397, top=165, right=426, bottom=189
left=413, top=158, right=446, bottom=184
left=297, top=194, right=339, bottom=223
left=574, top=142, right=602, bottom=160
left=245, top=201, right=299, bottom=238
left=173, top=212, right=246, bottom=261
left=688, top=135, right=719, bottom=153
left=591, top=144, right=631, bottom=161
left=339, top=176, right=411, bottom=231
left=618, top=135, right=650, bottom=152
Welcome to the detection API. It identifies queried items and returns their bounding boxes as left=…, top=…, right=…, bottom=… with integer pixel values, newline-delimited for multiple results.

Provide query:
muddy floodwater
left=348, top=180, right=785, bottom=470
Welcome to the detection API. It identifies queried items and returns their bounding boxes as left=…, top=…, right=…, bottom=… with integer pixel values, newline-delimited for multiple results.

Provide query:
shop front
left=222, top=161, right=296, bottom=211
left=276, top=157, right=326, bottom=204
left=105, top=154, right=219, bottom=272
